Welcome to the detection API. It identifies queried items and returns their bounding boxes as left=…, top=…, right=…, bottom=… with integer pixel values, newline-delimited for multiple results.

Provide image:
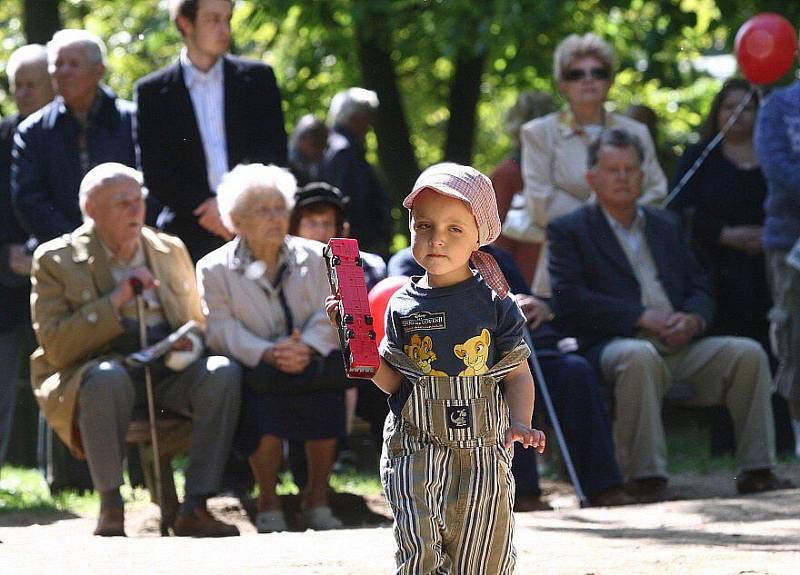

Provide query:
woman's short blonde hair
left=553, top=33, right=615, bottom=83
left=216, top=163, right=297, bottom=233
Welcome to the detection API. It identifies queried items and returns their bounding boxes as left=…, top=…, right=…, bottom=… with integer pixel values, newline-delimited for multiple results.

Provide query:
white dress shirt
left=181, top=49, right=228, bottom=193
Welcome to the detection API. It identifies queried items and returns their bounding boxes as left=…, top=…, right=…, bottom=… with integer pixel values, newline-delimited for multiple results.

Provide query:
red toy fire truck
left=324, top=238, right=380, bottom=378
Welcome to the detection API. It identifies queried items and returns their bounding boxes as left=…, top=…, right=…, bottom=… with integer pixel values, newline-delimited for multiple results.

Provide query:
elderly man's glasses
left=564, top=67, right=611, bottom=82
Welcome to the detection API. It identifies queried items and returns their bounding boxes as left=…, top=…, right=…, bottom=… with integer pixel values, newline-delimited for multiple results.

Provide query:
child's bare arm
left=324, top=294, right=402, bottom=394
left=373, top=357, right=403, bottom=394
left=503, top=360, right=546, bottom=452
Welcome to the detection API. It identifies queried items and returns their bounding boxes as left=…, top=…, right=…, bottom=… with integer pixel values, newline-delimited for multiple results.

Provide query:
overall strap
left=484, top=343, right=531, bottom=380
left=382, top=344, right=424, bottom=380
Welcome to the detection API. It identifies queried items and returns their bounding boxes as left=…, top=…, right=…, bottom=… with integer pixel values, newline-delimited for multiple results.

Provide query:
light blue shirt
left=181, top=49, right=227, bottom=193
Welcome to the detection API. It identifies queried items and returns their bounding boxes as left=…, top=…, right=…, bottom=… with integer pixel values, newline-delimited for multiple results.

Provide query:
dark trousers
left=512, top=353, right=622, bottom=498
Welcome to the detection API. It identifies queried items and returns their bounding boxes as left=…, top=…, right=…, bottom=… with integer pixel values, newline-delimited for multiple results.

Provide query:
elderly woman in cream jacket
left=196, top=164, right=344, bottom=533
left=520, top=33, right=667, bottom=296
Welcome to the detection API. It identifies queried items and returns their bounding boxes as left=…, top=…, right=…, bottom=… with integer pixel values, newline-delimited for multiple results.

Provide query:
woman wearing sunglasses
left=519, top=33, right=667, bottom=296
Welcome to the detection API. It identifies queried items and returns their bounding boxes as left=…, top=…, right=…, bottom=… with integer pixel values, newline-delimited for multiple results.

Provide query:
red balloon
left=368, top=276, right=408, bottom=344
left=735, top=13, right=798, bottom=85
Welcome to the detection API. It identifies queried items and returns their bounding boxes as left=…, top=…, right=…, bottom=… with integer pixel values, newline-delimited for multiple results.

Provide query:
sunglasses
left=563, top=67, right=611, bottom=82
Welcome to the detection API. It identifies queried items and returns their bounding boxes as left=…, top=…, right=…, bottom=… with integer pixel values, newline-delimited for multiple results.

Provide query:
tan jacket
left=30, top=223, right=204, bottom=456
left=520, top=110, right=667, bottom=295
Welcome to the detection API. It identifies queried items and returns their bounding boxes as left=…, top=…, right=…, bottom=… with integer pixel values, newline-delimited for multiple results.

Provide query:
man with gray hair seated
left=1, top=43, right=55, bottom=471
left=548, top=127, right=792, bottom=501
left=321, top=87, right=391, bottom=258
left=12, top=29, right=141, bottom=243
left=30, top=162, right=241, bottom=537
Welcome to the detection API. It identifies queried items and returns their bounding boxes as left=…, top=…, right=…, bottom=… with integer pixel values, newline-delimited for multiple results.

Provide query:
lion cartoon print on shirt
left=404, top=334, right=448, bottom=376
left=454, top=329, right=491, bottom=376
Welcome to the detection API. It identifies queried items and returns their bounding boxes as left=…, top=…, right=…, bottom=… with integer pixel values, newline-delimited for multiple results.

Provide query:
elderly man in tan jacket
left=30, top=163, right=241, bottom=537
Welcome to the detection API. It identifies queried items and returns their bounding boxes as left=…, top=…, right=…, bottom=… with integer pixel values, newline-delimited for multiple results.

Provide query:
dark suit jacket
left=134, top=55, right=287, bottom=260
left=321, top=124, right=391, bottom=258
left=12, top=86, right=137, bottom=242
left=0, top=114, right=32, bottom=330
left=548, top=203, right=715, bottom=356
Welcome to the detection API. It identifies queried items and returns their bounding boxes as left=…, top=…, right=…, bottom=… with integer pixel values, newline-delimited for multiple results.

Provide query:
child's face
left=297, top=206, right=338, bottom=244
left=410, top=188, right=480, bottom=287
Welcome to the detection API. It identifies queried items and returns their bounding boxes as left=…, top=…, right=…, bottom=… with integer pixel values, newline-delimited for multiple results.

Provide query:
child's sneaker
left=304, top=505, right=343, bottom=530
left=256, top=510, right=288, bottom=533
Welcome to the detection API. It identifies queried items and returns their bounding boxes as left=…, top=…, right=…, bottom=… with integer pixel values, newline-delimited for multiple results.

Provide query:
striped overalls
left=380, top=344, right=530, bottom=575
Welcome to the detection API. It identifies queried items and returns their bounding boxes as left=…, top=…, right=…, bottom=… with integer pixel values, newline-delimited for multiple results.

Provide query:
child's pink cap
left=403, top=162, right=509, bottom=298
left=403, top=162, right=501, bottom=247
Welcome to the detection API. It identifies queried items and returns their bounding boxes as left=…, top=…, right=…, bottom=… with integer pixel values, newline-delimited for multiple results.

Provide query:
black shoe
left=736, top=469, right=794, bottom=495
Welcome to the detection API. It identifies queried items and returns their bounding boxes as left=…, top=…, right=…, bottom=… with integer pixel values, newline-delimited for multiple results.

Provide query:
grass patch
left=1, top=461, right=382, bottom=517
left=1, top=465, right=158, bottom=516
left=664, top=407, right=729, bottom=474
left=0, top=466, right=97, bottom=515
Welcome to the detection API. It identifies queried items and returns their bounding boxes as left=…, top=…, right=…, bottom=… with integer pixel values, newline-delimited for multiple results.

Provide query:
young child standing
left=327, top=162, right=545, bottom=574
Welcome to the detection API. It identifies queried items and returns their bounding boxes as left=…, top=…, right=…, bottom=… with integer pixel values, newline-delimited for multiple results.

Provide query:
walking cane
left=523, top=329, right=589, bottom=508
left=131, top=278, right=165, bottom=529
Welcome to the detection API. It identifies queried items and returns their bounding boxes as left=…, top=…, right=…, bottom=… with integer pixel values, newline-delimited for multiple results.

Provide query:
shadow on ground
left=0, top=508, right=81, bottom=527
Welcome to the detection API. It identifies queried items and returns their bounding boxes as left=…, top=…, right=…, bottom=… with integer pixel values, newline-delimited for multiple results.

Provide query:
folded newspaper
left=125, top=320, right=200, bottom=368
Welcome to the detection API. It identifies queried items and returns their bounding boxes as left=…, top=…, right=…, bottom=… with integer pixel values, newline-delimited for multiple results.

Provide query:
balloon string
left=662, top=85, right=758, bottom=208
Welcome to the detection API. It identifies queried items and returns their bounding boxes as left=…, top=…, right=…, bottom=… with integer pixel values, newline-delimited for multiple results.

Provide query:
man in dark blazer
left=0, top=43, right=54, bottom=470
left=134, top=0, right=287, bottom=261
left=321, top=88, right=391, bottom=259
left=548, top=128, right=790, bottom=501
left=12, top=30, right=138, bottom=243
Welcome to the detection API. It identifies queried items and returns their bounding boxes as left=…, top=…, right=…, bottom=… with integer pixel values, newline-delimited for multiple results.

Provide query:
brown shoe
left=94, top=507, right=125, bottom=537
left=173, top=508, right=240, bottom=537
left=736, top=469, right=794, bottom=495
left=587, top=486, right=637, bottom=507
left=628, top=477, right=668, bottom=504
left=513, top=494, right=553, bottom=512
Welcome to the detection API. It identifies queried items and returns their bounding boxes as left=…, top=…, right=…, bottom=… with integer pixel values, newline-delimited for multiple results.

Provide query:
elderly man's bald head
left=79, top=163, right=149, bottom=254
left=79, top=163, right=147, bottom=220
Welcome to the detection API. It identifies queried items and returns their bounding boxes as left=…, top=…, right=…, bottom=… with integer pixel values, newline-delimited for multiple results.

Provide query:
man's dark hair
left=587, top=128, right=645, bottom=168
left=169, top=0, right=233, bottom=27
left=289, top=114, right=329, bottom=151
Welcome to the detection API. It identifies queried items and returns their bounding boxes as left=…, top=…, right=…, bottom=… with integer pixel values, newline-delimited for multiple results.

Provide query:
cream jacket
left=520, top=110, right=667, bottom=295
left=196, top=236, right=338, bottom=369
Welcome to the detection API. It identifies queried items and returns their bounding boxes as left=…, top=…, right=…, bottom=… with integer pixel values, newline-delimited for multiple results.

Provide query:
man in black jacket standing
left=12, top=30, right=138, bottom=243
left=0, top=43, right=54, bottom=471
left=321, top=88, right=391, bottom=259
left=135, top=0, right=287, bottom=261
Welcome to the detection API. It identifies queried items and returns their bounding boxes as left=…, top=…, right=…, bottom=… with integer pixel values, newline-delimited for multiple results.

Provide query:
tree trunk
left=24, top=0, right=62, bottom=44
left=443, top=49, right=486, bottom=165
left=354, top=19, right=419, bottom=219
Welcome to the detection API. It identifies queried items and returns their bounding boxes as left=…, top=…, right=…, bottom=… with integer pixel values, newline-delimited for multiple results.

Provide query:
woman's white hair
left=79, top=162, right=147, bottom=221
left=328, top=87, right=379, bottom=126
left=216, top=163, right=297, bottom=233
left=553, top=33, right=615, bottom=83
left=47, top=29, right=107, bottom=70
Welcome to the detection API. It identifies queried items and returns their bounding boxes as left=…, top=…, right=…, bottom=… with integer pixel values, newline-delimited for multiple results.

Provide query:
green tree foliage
left=2, top=0, right=800, bottom=216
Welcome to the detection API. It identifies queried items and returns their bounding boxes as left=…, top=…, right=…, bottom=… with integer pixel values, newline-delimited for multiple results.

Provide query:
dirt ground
left=2, top=462, right=799, bottom=574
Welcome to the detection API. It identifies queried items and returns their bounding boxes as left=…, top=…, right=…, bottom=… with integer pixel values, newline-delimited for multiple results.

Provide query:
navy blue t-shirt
left=380, top=273, right=526, bottom=416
